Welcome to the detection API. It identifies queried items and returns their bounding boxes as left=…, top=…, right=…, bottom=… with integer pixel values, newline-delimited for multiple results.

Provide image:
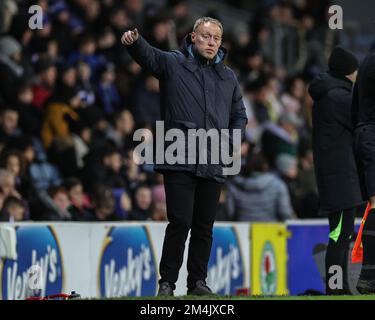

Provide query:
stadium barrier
left=0, top=220, right=362, bottom=299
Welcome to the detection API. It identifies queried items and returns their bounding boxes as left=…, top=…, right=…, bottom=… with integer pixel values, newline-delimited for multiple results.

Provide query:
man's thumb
left=133, top=28, right=139, bottom=37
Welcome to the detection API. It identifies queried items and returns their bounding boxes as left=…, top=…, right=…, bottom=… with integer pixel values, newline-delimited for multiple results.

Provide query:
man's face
left=53, top=192, right=71, bottom=212
left=69, top=184, right=84, bottom=207
left=2, top=111, right=19, bottom=135
left=191, top=22, right=222, bottom=60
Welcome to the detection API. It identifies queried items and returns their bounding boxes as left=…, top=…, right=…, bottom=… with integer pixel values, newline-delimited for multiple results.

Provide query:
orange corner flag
left=352, top=202, right=371, bottom=264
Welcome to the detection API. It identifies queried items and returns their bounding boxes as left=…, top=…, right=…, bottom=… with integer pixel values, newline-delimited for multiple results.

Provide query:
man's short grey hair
left=193, top=17, right=223, bottom=33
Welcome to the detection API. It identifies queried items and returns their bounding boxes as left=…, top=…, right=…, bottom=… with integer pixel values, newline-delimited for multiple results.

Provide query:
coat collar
left=178, top=34, right=230, bottom=80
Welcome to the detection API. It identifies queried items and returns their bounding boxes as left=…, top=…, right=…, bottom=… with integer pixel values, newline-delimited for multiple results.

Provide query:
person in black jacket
left=309, top=46, right=363, bottom=295
left=352, top=48, right=375, bottom=294
left=121, top=17, right=248, bottom=296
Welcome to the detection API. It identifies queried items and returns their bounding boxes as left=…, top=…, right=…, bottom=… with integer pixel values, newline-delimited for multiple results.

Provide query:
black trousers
left=325, top=207, right=356, bottom=295
left=159, top=171, right=222, bottom=290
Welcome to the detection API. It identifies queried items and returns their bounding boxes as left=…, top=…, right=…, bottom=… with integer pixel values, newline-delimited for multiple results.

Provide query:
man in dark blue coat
left=121, top=17, right=247, bottom=296
left=309, top=46, right=363, bottom=295
left=353, top=48, right=375, bottom=294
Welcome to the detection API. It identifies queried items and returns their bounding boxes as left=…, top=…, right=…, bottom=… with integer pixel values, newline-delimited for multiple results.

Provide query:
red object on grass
left=26, top=292, right=80, bottom=300
left=352, top=202, right=371, bottom=263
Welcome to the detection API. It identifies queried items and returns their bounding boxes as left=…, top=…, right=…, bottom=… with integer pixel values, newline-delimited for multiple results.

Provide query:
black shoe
left=157, top=282, right=174, bottom=296
left=187, top=280, right=216, bottom=296
left=357, top=274, right=375, bottom=294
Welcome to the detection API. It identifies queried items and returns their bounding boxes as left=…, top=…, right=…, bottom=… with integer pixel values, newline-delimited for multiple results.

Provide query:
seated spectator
left=0, top=196, right=26, bottom=222
left=294, top=142, right=319, bottom=218
left=281, top=76, right=306, bottom=117
left=31, top=56, right=57, bottom=110
left=56, top=63, right=77, bottom=92
left=41, top=86, right=81, bottom=149
left=41, top=186, right=72, bottom=221
left=106, top=109, right=135, bottom=151
left=76, top=60, right=95, bottom=107
left=96, top=62, right=121, bottom=116
left=64, top=177, right=93, bottom=221
left=112, top=188, right=132, bottom=220
left=0, top=107, right=22, bottom=143
left=0, top=168, right=21, bottom=199
left=275, top=153, right=300, bottom=215
left=91, top=186, right=118, bottom=221
left=151, top=184, right=167, bottom=221
left=261, top=112, right=301, bottom=168
left=81, top=145, right=126, bottom=192
left=0, top=36, right=25, bottom=103
left=227, top=152, right=294, bottom=222
left=123, top=148, right=148, bottom=192
left=15, top=81, right=43, bottom=137
left=129, top=185, right=153, bottom=221
left=0, top=149, right=31, bottom=199
left=68, top=34, right=106, bottom=78
left=132, top=73, right=161, bottom=126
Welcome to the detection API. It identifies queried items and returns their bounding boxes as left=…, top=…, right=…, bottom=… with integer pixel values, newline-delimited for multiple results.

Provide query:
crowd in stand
left=0, top=0, right=350, bottom=222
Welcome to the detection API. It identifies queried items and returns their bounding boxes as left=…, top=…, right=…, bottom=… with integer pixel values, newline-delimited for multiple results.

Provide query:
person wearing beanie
left=328, top=46, right=359, bottom=78
left=352, top=48, right=375, bottom=294
left=309, top=46, right=364, bottom=295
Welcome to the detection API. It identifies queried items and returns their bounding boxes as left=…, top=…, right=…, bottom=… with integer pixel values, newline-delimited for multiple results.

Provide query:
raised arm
left=121, top=28, right=173, bottom=79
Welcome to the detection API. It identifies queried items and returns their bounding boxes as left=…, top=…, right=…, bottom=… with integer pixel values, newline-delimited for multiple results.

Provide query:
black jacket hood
left=309, top=72, right=353, bottom=101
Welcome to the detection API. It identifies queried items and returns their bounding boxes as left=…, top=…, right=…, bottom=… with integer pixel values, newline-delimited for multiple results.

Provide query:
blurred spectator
left=281, top=76, right=307, bottom=119
left=81, top=145, right=126, bottom=192
left=294, top=142, right=319, bottom=218
left=64, top=177, right=93, bottom=221
left=0, top=107, right=21, bottom=143
left=132, top=73, right=161, bottom=126
left=227, top=151, right=294, bottom=222
left=0, top=149, right=31, bottom=199
left=0, top=36, right=24, bottom=102
left=41, top=86, right=81, bottom=149
left=27, top=15, right=54, bottom=55
left=31, top=56, right=57, bottom=110
left=0, top=196, right=26, bottom=222
left=167, top=0, right=193, bottom=42
left=151, top=183, right=167, bottom=221
left=123, top=0, right=144, bottom=26
left=0, top=168, right=21, bottom=199
left=15, top=81, right=43, bottom=137
left=0, top=0, right=18, bottom=34
left=129, top=185, right=153, bottom=221
left=56, top=63, right=78, bottom=91
left=106, top=109, right=135, bottom=151
left=68, top=34, right=106, bottom=78
left=112, top=188, right=132, bottom=220
left=96, top=62, right=121, bottom=116
left=275, top=153, right=300, bottom=215
left=91, top=185, right=118, bottom=221
left=76, top=60, right=96, bottom=107
left=261, top=112, right=300, bottom=168
left=41, top=186, right=72, bottom=221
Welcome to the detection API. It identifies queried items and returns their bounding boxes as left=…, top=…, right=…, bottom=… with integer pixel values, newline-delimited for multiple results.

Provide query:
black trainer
left=187, top=280, right=216, bottom=296
left=157, top=282, right=174, bottom=296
